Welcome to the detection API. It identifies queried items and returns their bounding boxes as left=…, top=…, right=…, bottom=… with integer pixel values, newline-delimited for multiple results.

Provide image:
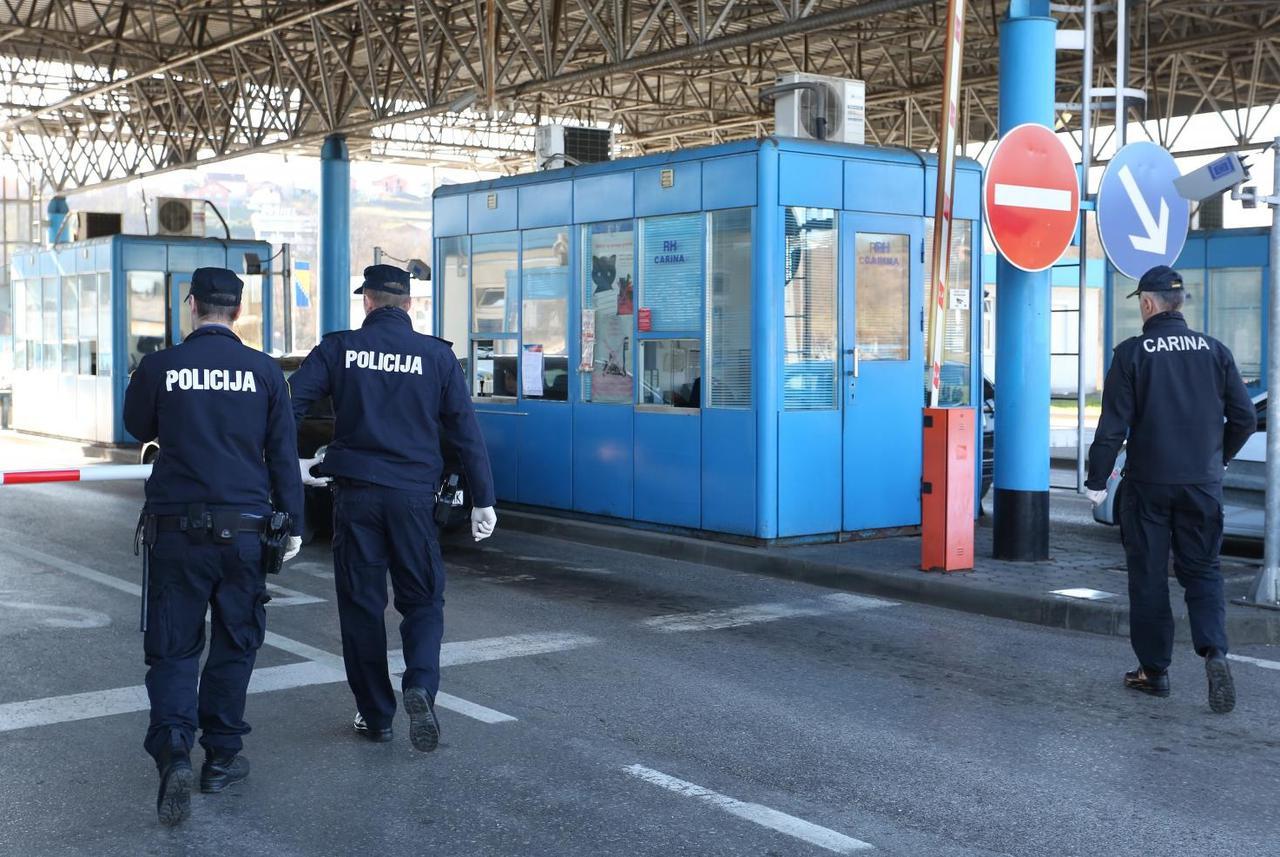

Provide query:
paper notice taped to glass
left=522, top=344, right=545, bottom=397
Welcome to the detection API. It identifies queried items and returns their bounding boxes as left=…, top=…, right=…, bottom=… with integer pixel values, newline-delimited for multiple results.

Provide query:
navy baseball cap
left=1126, top=265, right=1184, bottom=298
left=187, top=267, right=244, bottom=306
left=354, top=264, right=410, bottom=296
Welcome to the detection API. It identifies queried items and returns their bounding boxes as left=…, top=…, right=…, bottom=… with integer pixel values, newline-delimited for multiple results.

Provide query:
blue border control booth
left=433, top=139, right=984, bottom=541
left=1105, top=226, right=1273, bottom=393
left=9, top=235, right=275, bottom=445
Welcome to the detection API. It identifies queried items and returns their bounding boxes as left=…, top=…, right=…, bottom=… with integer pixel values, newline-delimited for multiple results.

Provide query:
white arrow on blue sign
left=1096, top=141, right=1191, bottom=280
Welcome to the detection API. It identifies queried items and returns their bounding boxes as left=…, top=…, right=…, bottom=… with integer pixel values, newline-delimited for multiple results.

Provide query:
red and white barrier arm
left=0, top=464, right=153, bottom=485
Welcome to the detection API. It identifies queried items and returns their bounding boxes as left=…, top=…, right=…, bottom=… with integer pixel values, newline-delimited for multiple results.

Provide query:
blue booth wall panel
left=702, top=154, right=758, bottom=210
left=476, top=410, right=520, bottom=502
left=167, top=244, right=202, bottom=272
left=55, top=248, right=76, bottom=276
left=635, top=162, right=702, bottom=216
left=518, top=403, right=573, bottom=510
left=11, top=252, right=35, bottom=278
left=434, top=195, right=469, bottom=237
left=779, top=153, right=842, bottom=209
left=97, top=241, right=114, bottom=271
left=701, top=408, right=755, bottom=535
left=953, top=169, right=982, bottom=221
left=519, top=181, right=573, bottom=229
left=122, top=241, right=167, bottom=271
left=634, top=411, right=701, bottom=528
left=844, top=160, right=923, bottom=216
left=74, top=244, right=96, bottom=273
left=468, top=188, right=519, bottom=233
left=777, top=411, right=841, bottom=537
left=574, top=173, right=634, bottom=224
left=1175, top=237, right=1206, bottom=270
left=573, top=405, right=634, bottom=518
left=1207, top=234, right=1268, bottom=269
left=38, top=252, right=58, bottom=276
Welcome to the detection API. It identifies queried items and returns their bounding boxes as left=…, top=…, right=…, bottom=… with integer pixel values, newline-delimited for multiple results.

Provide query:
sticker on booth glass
left=522, top=344, right=544, bottom=397
left=638, top=308, right=652, bottom=332
left=949, top=289, right=970, bottom=311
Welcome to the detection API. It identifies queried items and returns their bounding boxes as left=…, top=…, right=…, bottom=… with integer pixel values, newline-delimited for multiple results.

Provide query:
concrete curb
left=498, top=509, right=1280, bottom=646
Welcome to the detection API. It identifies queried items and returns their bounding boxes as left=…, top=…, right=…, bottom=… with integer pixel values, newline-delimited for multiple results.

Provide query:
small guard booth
left=432, top=138, right=983, bottom=541
left=9, top=234, right=275, bottom=445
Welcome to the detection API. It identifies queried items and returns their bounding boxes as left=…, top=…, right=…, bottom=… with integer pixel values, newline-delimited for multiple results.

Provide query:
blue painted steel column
left=993, top=2, right=1056, bottom=560
left=319, top=134, right=351, bottom=334
left=754, top=142, right=781, bottom=539
left=46, top=196, right=69, bottom=245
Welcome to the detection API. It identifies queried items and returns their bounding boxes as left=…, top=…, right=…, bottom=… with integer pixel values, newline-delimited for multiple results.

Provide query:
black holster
left=260, top=511, right=292, bottom=575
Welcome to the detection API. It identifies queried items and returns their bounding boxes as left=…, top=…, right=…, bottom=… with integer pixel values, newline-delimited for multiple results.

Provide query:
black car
left=140, top=355, right=473, bottom=543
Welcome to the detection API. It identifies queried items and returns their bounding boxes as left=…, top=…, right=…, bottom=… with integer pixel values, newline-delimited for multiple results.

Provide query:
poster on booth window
left=522, top=344, right=545, bottom=397
left=586, top=223, right=635, bottom=403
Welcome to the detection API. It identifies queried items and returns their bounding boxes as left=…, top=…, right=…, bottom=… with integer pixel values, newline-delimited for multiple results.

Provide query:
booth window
left=24, top=277, right=41, bottom=369
left=707, top=208, right=752, bottom=409
left=97, top=272, right=112, bottom=378
left=41, top=277, right=57, bottom=370
left=640, top=339, right=701, bottom=408
left=581, top=221, right=636, bottom=404
left=12, top=278, right=26, bottom=370
left=640, top=213, right=703, bottom=332
left=1209, top=267, right=1263, bottom=385
left=783, top=207, right=837, bottom=411
left=471, top=232, right=519, bottom=335
left=471, top=338, right=518, bottom=398
left=60, top=276, right=78, bottom=373
left=127, top=271, right=167, bottom=373
left=439, top=235, right=470, bottom=366
left=855, top=232, right=910, bottom=362
left=238, top=274, right=265, bottom=352
left=79, top=273, right=98, bottom=375
left=521, top=227, right=570, bottom=401
left=1114, top=268, right=1205, bottom=347
left=923, top=220, right=973, bottom=405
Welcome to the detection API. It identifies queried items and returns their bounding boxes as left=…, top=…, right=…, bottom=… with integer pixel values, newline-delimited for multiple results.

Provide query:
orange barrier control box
left=921, top=407, right=975, bottom=572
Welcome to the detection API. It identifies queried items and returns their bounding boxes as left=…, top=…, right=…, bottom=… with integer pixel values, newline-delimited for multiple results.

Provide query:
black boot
left=1123, top=666, right=1171, bottom=698
left=403, top=687, right=440, bottom=753
left=1205, top=651, right=1236, bottom=714
left=200, top=752, right=250, bottom=793
left=156, top=744, right=193, bottom=827
left=353, top=712, right=393, bottom=743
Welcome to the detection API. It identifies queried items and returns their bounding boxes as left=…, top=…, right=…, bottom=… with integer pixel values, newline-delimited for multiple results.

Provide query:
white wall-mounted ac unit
left=535, top=125, right=566, bottom=170
left=773, top=73, right=866, bottom=145
left=155, top=197, right=205, bottom=237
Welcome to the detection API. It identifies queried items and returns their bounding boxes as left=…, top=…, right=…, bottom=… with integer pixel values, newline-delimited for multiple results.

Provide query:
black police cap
left=1126, top=265, right=1183, bottom=299
left=187, top=267, right=244, bottom=306
left=354, top=264, right=411, bottom=296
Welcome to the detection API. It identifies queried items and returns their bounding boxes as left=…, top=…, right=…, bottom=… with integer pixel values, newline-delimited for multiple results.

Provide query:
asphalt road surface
left=2, top=480, right=1278, bottom=857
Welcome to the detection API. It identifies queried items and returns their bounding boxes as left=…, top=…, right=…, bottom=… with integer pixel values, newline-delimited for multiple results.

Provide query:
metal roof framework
left=0, top=0, right=1276, bottom=191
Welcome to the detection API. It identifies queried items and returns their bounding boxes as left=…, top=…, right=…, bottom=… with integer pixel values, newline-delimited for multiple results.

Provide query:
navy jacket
left=123, top=325, right=304, bottom=533
left=1086, top=311, right=1256, bottom=489
left=287, top=307, right=496, bottom=507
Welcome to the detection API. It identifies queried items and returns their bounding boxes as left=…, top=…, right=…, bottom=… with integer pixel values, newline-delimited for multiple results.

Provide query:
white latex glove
left=299, top=457, right=331, bottom=488
left=471, top=506, right=497, bottom=542
left=1085, top=488, right=1107, bottom=507
left=283, top=536, right=303, bottom=563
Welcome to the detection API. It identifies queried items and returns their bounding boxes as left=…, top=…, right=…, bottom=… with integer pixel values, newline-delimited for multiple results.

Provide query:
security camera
left=407, top=258, right=431, bottom=280
left=1174, top=152, right=1250, bottom=202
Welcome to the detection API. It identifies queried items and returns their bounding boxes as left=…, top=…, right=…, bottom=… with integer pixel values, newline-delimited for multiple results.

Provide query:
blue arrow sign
left=1096, top=141, right=1190, bottom=280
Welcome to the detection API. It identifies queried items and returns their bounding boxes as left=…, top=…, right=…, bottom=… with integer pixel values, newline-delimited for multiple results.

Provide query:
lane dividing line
left=1228, top=653, right=1280, bottom=671
left=623, top=765, right=873, bottom=854
left=642, top=593, right=897, bottom=633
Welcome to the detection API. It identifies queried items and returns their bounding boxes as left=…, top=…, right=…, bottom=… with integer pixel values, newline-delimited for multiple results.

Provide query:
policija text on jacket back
left=123, top=267, right=305, bottom=826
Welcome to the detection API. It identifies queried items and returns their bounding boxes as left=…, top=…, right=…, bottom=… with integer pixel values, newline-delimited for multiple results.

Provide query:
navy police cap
left=1126, top=265, right=1183, bottom=299
left=355, top=264, right=411, bottom=296
left=188, top=267, right=244, bottom=306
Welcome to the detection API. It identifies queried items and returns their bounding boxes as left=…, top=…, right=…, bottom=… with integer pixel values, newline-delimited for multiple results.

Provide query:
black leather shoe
left=353, top=712, right=393, bottom=743
left=1205, top=652, right=1236, bottom=714
left=1124, top=666, right=1171, bottom=698
left=200, top=752, right=250, bottom=793
left=403, top=687, right=440, bottom=752
left=156, top=751, right=192, bottom=827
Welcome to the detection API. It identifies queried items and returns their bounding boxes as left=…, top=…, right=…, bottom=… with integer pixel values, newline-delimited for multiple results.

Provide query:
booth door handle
left=852, top=348, right=861, bottom=378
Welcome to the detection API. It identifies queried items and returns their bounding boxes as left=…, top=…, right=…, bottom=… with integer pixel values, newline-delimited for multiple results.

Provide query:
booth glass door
left=170, top=272, right=193, bottom=343
left=841, top=212, right=923, bottom=531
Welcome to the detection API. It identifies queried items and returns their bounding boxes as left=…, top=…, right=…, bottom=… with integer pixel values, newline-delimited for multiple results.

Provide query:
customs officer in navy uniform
left=123, top=267, right=304, bottom=825
left=1086, top=265, right=1256, bottom=713
left=288, top=264, right=496, bottom=751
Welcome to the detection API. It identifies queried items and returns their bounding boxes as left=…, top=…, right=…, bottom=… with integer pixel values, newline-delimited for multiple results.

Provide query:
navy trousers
left=143, top=531, right=268, bottom=763
left=331, top=483, right=446, bottom=730
left=1119, top=480, right=1229, bottom=672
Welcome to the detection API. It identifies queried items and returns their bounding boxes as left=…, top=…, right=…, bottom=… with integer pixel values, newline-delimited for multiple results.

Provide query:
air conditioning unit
left=155, top=197, right=205, bottom=237
left=772, top=73, right=865, bottom=145
left=535, top=124, right=612, bottom=170
left=70, top=211, right=122, bottom=241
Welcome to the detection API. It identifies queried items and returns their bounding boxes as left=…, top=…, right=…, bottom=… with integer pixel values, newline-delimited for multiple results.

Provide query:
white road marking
left=1228, top=653, right=1280, bottom=671
left=434, top=692, right=516, bottom=724
left=0, top=600, right=112, bottom=629
left=642, top=593, right=896, bottom=633
left=992, top=182, right=1073, bottom=212
left=265, top=581, right=326, bottom=607
left=624, top=765, right=873, bottom=854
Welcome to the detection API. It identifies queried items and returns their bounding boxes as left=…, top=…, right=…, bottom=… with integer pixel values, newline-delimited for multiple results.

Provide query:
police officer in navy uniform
left=123, top=267, right=304, bottom=825
left=1086, top=265, right=1256, bottom=713
left=288, top=264, right=496, bottom=751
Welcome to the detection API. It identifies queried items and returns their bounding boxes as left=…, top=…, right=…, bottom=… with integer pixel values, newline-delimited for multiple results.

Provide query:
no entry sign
left=983, top=123, right=1080, bottom=272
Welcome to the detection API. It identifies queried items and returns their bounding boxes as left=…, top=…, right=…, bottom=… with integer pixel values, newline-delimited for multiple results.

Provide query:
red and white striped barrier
left=0, top=464, right=152, bottom=485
